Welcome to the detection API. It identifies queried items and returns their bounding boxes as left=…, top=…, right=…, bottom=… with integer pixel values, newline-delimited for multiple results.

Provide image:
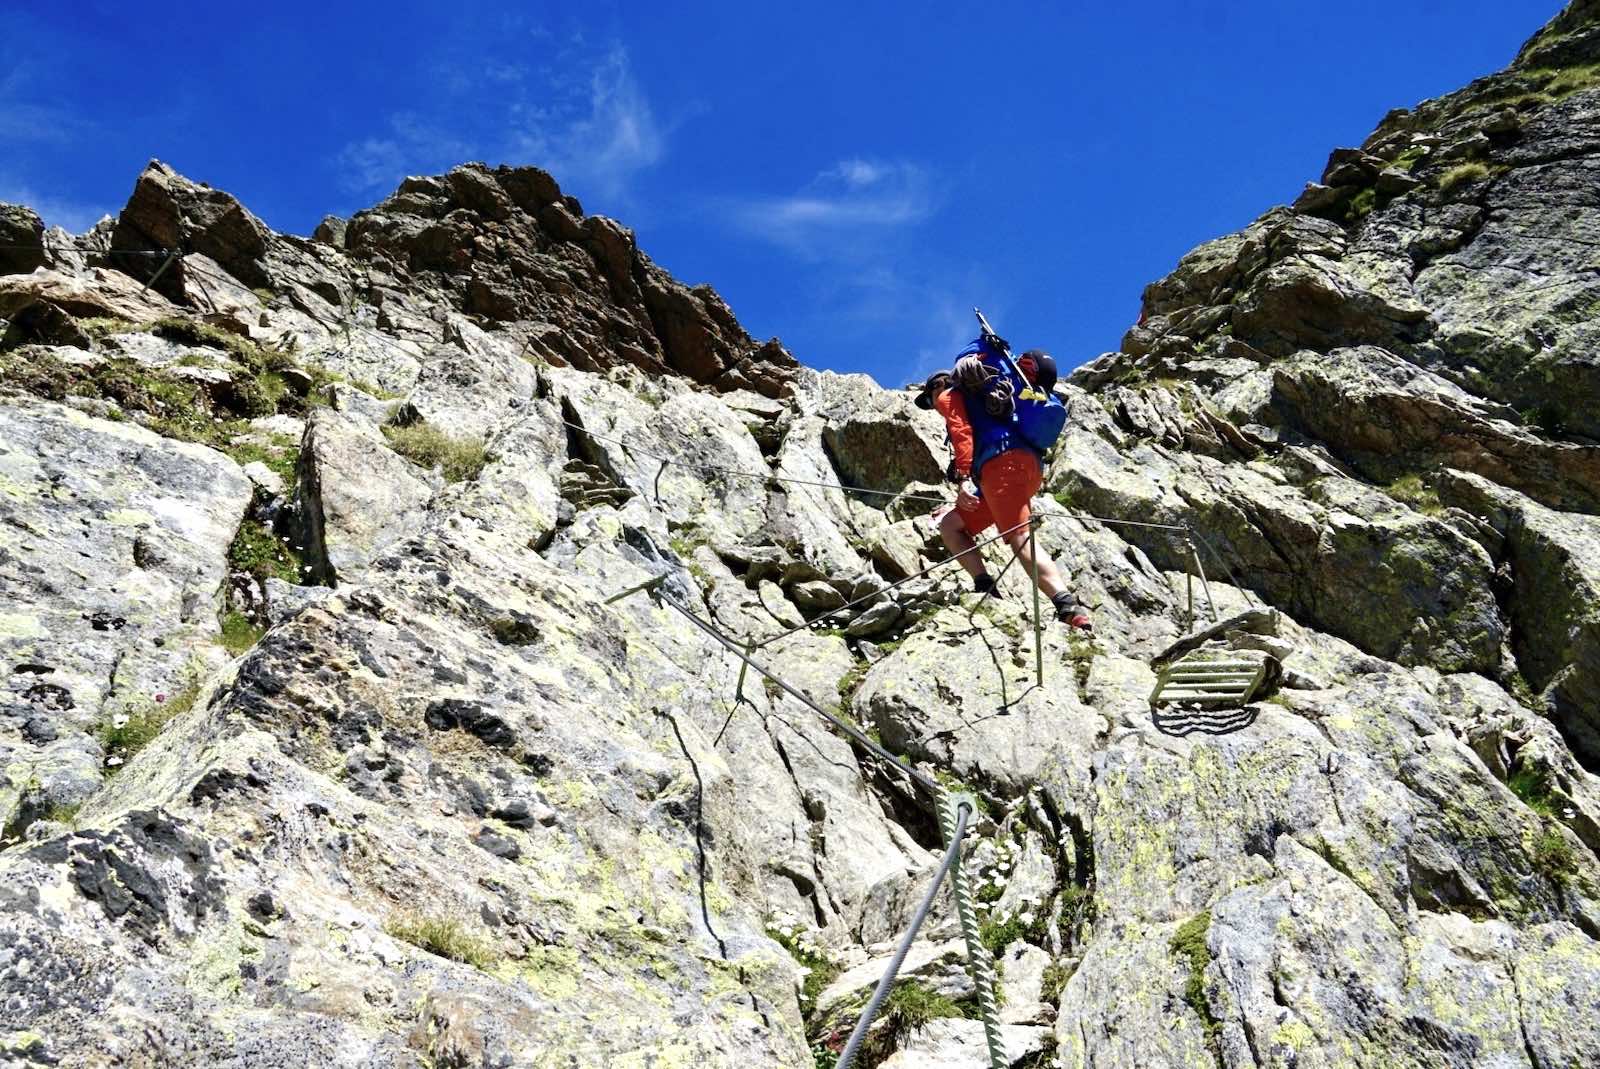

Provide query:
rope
left=836, top=798, right=972, bottom=1069
left=940, top=789, right=1008, bottom=1069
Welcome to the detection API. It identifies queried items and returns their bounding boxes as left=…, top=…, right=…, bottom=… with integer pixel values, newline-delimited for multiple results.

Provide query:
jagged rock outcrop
left=3, top=5, right=1600, bottom=1067
left=0, top=205, right=46, bottom=275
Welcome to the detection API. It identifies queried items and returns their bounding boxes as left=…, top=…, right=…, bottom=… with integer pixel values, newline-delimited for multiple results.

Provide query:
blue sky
left=2, top=1, right=1561, bottom=386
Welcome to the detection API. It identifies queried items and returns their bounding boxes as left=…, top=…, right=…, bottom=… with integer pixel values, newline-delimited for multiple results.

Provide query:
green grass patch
left=864, top=981, right=971, bottom=1060
left=1508, top=764, right=1557, bottom=817
left=979, top=909, right=1043, bottom=956
left=1170, top=913, right=1221, bottom=1043
left=382, top=423, right=489, bottom=483
left=1391, top=146, right=1429, bottom=172
left=836, top=660, right=871, bottom=707
left=1520, top=404, right=1568, bottom=437
left=1346, top=186, right=1378, bottom=221
left=1544, top=62, right=1600, bottom=99
left=224, top=436, right=300, bottom=485
left=766, top=925, right=842, bottom=1016
left=0, top=347, right=269, bottom=449
left=42, top=800, right=83, bottom=828
left=932, top=770, right=996, bottom=821
left=1505, top=669, right=1544, bottom=711
left=1385, top=473, right=1444, bottom=516
left=147, top=317, right=270, bottom=368
left=228, top=517, right=305, bottom=583
left=218, top=610, right=266, bottom=655
left=97, top=667, right=204, bottom=771
left=1439, top=162, right=1491, bottom=194
left=384, top=913, right=499, bottom=970
left=1531, top=825, right=1580, bottom=888
left=1040, top=959, right=1073, bottom=1006
left=78, top=316, right=137, bottom=339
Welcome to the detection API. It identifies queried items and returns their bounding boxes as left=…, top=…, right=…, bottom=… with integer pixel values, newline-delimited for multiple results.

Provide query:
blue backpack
left=958, top=336, right=1067, bottom=456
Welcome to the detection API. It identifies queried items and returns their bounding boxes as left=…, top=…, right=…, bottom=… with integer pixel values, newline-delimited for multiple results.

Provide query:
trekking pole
left=1028, top=517, right=1044, bottom=688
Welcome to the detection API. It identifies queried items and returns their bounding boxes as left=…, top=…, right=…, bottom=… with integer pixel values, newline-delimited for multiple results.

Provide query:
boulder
left=1441, top=470, right=1600, bottom=763
left=110, top=161, right=274, bottom=301
left=297, top=408, right=433, bottom=585
left=0, top=267, right=181, bottom=323
left=312, top=214, right=348, bottom=247
left=0, top=204, right=46, bottom=274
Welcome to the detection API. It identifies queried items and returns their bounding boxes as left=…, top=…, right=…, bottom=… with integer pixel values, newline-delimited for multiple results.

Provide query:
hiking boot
left=973, top=573, right=1001, bottom=599
left=1052, top=592, right=1092, bottom=631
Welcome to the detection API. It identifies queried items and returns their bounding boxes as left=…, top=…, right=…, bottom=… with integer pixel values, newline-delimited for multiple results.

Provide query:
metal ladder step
left=1150, top=651, right=1270, bottom=708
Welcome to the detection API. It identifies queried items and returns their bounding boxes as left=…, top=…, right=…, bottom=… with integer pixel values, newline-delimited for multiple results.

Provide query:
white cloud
left=333, top=138, right=407, bottom=195
left=829, top=159, right=889, bottom=188
left=333, top=113, right=480, bottom=196
left=728, top=159, right=937, bottom=249
left=333, top=38, right=664, bottom=204
left=506, top=45, right=663, bottom=200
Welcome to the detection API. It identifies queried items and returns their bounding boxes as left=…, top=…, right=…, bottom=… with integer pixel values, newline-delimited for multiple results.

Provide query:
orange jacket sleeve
left=934, top=388, right=974, bottom=477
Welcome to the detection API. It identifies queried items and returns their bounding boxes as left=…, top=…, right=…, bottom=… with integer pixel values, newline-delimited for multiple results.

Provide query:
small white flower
left=111, top=714, right=130, bottom=729
left=1563, top=807, right=1577, bottom=819
left=1020, top=912, right=1034, bottom=925
left=106, top=756, right=124, bottom=767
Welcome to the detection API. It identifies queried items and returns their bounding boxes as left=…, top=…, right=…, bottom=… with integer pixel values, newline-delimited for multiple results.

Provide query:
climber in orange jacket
left=915, top=355, right=1092, bottom=631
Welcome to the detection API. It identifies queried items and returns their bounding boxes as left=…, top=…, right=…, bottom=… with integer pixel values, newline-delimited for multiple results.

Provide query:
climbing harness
left=607, top=578, right=1008, bottom=1069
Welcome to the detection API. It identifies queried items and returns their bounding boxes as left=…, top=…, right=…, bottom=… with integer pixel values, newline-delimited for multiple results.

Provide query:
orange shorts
left=956, top=449, right=1041, bottom=536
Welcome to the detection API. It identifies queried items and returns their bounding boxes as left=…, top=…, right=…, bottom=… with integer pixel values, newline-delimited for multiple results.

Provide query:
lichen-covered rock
left=4, top=7, right=1600, bottom=1063
left=297, top=408, right=432, bottom=585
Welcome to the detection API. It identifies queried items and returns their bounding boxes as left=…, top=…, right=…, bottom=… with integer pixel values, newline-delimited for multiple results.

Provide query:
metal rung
left=1168, top=661, right=1259, bottom=671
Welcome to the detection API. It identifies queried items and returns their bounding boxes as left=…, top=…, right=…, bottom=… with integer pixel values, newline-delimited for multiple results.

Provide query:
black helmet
left=1019, top=349, right=1058, bottom=393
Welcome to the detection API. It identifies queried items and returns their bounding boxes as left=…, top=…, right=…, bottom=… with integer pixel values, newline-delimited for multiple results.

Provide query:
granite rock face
left=2, top=6, right=1600, bottom=1067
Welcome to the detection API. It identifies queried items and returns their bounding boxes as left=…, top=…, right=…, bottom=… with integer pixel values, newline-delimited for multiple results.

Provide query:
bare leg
left=938, top=509, right=988, bottom=580
left=1000, top=524, right=1068, bottom=600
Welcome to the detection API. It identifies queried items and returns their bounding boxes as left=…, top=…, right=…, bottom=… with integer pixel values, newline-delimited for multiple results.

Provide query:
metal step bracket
left=1149, top=651, right=1269, bottom=708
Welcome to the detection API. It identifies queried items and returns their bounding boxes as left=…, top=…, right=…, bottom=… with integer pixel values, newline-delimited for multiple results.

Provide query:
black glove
left=982, top=332, right=1009, bottom=355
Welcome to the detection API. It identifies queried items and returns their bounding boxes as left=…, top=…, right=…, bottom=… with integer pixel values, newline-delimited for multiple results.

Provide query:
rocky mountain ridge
left=2, top=5, right=1600, bottom=1067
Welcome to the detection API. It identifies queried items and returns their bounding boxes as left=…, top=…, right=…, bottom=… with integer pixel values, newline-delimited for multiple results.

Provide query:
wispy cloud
left=506, top=45, right=664, bottom=201
left=727, top=159, right=938, bottom=250
left=0, top=63, right=90, bottom=145
left=333, top=36, right=665, bottom=206
left=333, top=113, right=479, bottom=195
left=0, top=179, right=113, bottom=234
